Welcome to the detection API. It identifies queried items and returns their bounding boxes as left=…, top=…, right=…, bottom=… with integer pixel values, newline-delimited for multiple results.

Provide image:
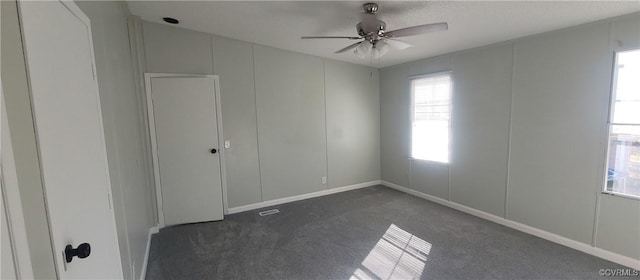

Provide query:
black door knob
left=210, top=148, right=217, bottom=154
left=65, top=243, right=91, bottom=263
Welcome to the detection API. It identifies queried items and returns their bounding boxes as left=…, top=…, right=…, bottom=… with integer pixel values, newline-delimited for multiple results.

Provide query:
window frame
left=602, top=49, right=640, bottom=200
left=409, top=71, right=453, bottom=165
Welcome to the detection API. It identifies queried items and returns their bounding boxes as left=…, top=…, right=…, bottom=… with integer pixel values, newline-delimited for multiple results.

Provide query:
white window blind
left=605, top=49, right=640, bottom=199
left=411, top=73, right=451, bottom=163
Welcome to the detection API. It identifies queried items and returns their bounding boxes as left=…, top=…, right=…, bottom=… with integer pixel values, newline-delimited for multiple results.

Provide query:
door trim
left=1, top=83, right=35, bottom=279
left=144, top=73, right=228, bottom=228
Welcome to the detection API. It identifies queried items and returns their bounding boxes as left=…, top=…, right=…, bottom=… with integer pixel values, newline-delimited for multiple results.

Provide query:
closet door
left=148, top=75, right=224, bottom=226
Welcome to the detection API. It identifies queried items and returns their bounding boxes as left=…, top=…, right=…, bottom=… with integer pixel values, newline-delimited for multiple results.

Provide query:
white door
left=19, top=1, right=123, bottom=278
left=148, top=75, right=224, bottom=226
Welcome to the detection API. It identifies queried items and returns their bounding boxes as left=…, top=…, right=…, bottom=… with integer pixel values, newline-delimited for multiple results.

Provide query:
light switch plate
left=224, top=140, right=231, bottom=149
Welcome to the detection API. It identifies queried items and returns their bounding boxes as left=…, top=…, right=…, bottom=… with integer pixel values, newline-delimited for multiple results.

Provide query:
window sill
left=601, top=191, right=640, bottom=201
left=408, top=157, right=450, bottom=166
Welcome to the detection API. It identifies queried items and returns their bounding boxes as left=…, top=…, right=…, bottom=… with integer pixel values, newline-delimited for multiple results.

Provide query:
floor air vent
left=258, top=209, right=280, bottom=216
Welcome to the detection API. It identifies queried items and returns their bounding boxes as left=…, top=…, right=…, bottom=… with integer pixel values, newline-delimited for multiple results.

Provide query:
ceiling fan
left=301, top=3, right=448, bottom=59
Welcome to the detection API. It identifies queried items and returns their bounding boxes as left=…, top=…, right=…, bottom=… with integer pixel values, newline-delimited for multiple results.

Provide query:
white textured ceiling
left=127, top=1, right=640, bottom=68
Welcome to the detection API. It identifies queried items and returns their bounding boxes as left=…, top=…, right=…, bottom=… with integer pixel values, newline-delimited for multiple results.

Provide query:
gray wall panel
left=610, top=13, right=640, bottom=51
left=143, top=21, right=213, bottom=74
left=212, top=36, right=262, bottom=207
left=596, top=195, right=640, bottom=259
left=449, top=43, right=513, bottom=217
left=325, top=61, right=380, bottom=188
left=408, top=55, right=452, bottom=77
left=380, top=65, right=411, bottom=187
left=409, top=161, right=449, bottom=199
left=253, top=45, right=328, bottom=200
left=508, top=23, right=610, bottom=244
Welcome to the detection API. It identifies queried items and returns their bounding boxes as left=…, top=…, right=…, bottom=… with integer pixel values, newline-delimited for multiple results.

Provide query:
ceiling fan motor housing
left=358, top=3, right=386, bottom=41
left=356, top=20, right=386, bottom=39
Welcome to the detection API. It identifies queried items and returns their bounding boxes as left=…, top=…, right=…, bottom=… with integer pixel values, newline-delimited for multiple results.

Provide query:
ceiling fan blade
left=384, top=22, right=448, bottom=38
left=301, top=36, right=362, bottom=40
left=335, top=41, right=363, bottom=54
left=385, top=39, right=412, bottom=50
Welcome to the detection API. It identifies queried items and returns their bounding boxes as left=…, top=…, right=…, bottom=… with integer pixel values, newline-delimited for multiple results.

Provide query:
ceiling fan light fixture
left=385, top=39, right=412, bottom=50
left=354, top=48, right=368, bottom=59
left=355, top=41, right=372, bottom=58
left=372, top=41, right=390, bottom=59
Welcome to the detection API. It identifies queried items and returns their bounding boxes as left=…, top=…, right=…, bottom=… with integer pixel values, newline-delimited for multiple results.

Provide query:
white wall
left=1, top=1, right=56, bottom=278
left=380, top=12, right=640, bottom=261
left=141, top=21, right=381, bottom=209
left=76, top=2, right=157, bottom=279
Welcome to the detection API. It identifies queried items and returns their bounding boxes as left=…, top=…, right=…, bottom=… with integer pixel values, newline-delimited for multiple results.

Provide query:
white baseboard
left=139, top=225, right=160, bottom=280
left=381, top=180, right=640, bottom=270
left=227, top=180, right=382, bottom=214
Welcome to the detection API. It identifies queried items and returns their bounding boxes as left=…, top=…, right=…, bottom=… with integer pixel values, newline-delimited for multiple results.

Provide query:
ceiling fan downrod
left=363, top=3, right=379, bottom=14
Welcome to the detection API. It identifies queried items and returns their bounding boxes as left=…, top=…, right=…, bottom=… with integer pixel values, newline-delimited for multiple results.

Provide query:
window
left=411, top=73, right=452, bottom=163
left=605, top=49, right=640, bottom=198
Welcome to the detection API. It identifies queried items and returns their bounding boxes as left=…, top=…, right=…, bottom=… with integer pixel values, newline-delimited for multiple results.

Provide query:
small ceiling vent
left=163, top=17, right=179, bottom=24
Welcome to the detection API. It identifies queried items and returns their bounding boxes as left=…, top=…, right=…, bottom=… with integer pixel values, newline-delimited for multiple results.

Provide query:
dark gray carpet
left=145, top=185, right=629, bottom=279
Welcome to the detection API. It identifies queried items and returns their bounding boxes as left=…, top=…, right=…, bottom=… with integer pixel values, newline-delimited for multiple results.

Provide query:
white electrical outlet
left=321, top=176, right=327, bottom=184
left=224, top=140, right=231, bottom=149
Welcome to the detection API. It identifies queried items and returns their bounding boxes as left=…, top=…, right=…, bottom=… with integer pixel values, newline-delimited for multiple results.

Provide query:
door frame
left=1, top=80, right=35, bottom=279
left=144, top=73, right=228, bottom=228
